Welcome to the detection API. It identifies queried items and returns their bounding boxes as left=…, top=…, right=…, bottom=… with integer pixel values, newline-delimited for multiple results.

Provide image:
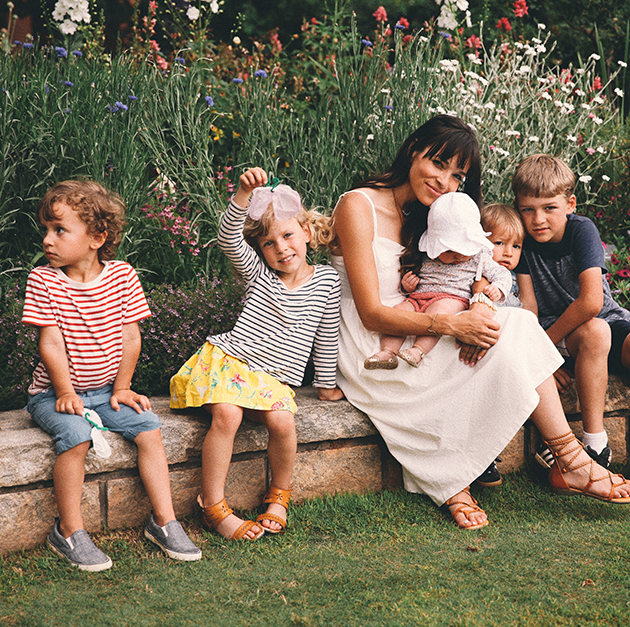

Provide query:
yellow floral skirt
left=169, top=342, right=297, bottom=414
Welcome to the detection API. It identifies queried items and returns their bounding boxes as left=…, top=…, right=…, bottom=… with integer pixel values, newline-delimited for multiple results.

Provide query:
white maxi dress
left=331, top=191, right=564, bottom=505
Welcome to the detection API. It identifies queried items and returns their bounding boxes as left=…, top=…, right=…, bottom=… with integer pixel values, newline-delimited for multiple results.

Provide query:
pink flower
left=496, top=17, right=512, bottom=31
left=595, top=210, right=604, bottom=218
left=513, top=0, right=528, bottom=18
left=616, top=269, right=630, bottom=278
left=592, top=76, right=602, bottom=91
left=396, top=17, right=410, bottom=29
left=373, top=5, right=388, bottom=22
left=466, top=34, right=482, bottom=49
left=586, top=147, right=596, bottom=155
left=231, top=373, right=246, bottom=385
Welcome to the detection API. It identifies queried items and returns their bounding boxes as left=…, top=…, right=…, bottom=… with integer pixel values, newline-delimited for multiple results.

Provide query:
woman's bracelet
left=427, top=313, right=442, bottom=337
left=469, top=292, right=498, bottom=312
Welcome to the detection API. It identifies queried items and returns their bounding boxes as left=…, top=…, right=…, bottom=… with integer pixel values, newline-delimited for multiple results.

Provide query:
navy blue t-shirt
left=515, top=213, right=630, bottom=330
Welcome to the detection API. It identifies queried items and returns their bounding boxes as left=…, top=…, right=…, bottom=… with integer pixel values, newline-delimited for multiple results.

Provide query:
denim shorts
left=27, top=384, right=162, bottom=455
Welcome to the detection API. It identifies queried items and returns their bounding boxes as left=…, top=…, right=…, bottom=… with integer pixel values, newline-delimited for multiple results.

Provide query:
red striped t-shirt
left=22, top=261, right=151, bottom=395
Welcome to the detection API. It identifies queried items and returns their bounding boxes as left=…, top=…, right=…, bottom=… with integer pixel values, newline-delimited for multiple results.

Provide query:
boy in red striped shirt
left=22, top=180, right=201, bottom=570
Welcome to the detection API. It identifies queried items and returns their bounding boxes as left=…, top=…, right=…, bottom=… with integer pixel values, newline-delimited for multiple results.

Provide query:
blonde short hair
left=243, top=203, right=335, bottom=259
left=480, top=203, right=525, bottom=242
left=37, top=180, right=126, bottom=261
left=512, top=154, right=575, bottom=203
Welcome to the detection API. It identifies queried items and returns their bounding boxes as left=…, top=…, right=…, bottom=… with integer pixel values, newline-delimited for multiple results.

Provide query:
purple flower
left=64, top=81, right=74, bottom=87
left=395, top=24, right=405, bottom=29
left=72, top=50, right=83, bottom=57
left=112, top=106, right=120, bottom=113
left=128, top=95, right=138, bottom=101
left=254, top=69, right=268, bottom=78
left=23, top=42, right=33, bottom=50
left=205, top=95, right=214, bottom=106
left=55, top=46, right=68, bottom=58
left=114, top=101, right=129, bottom=111
left=14, top=40, right=22, bottom=46
left=384, top=105, right=393, bottom=111
left=174, top=56, right=186, bottom=64
left=361, top=39, right=373, bottom=47
left=64, top=108, right=70, bottom=114
left=232, top=77, right=243, bottom=84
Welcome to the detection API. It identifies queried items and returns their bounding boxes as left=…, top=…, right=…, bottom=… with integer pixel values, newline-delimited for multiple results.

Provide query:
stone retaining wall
left=1, top=380, right=629, bottom=555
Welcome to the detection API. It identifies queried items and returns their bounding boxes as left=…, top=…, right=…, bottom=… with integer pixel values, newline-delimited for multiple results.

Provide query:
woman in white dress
left=330, top=115, right=630, bottom=529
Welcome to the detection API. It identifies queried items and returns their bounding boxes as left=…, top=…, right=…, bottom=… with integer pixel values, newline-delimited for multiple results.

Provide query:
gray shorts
left=27, top=384, right=162, bottom=454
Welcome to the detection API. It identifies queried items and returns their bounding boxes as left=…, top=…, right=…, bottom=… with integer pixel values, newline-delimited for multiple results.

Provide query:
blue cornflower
left=438, top=31, right=452, bottom=40
left=384, top=105, right=393, bottom=111
left=205, top=95, right=214, bottom=106
left=72, top=50, right=83, bottom=57
left=45, top=84, right=50, bottom=94
left=361, top=39, right=373, bottom=47
left=64, top=81, right=74, bottom=87
left=64, top=108, right=70, bottom=114
left=128, top=95, right=138, bottom=101
left=23, top=42, right=33, bottom=50
left=114, top=101, right=128, bottom=111
left=395, top=24, right=405, bottom=30
left=14, top=40, right=22, bottom=46
left=55, top=46, right=68, bottom=58
left=254, top=69, right=268, bottom=78
left=112, top=106, right=120, bottom=113
left=174, top=56, right=186, bottom=64
left=232, top=77, right=243, bottom=84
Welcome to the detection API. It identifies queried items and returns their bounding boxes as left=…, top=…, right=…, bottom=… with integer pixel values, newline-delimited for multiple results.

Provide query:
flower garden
left=1, top=0, right=629, bottom=410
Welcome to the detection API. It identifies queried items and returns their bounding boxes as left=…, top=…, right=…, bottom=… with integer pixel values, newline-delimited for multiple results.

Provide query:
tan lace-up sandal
left=545, top=431, right=630, bottom=504
left=255, top=485, right=292, bottom=534
left=445, top=488, right=489, bottom=530
left=197, top=495, right=265, bottom=540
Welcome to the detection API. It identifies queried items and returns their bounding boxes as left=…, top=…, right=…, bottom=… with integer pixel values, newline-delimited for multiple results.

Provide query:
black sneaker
left=535, top=445, right=555, bottom=469
left=475, top=460, right=502, bottom=487
left=585, top=445, right=612, bottom=469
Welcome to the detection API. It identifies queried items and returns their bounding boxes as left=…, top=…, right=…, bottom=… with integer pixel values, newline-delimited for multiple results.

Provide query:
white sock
left=582, top=430, right=608, bottom=453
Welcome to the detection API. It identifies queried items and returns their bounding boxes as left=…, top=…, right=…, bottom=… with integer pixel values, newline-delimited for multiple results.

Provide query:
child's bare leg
left=248, top=409, right=296, bottom=532
left=134, top=429, right=176, bottom=527
left=565, top=319, right=610, bottom=436
left=54, top=441, right=90, bottom=537
left=405, top=299, right=468, bottom=362
left=201, top=403, right=262, bottom=539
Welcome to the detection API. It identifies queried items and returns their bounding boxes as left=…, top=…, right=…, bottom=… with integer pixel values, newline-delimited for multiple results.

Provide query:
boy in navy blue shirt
left=513, top=154, right=630, bottom=469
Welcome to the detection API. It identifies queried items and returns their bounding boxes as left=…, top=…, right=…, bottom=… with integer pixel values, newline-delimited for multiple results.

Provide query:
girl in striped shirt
left=171, top=167, right=343, bottom=541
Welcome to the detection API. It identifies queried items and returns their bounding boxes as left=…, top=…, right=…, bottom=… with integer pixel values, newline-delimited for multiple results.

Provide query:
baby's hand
left=401, top=271, right=420, bottom=293
left=483, top=284, right=502, bottom=302
left=318, top=387, right=345, bottom=401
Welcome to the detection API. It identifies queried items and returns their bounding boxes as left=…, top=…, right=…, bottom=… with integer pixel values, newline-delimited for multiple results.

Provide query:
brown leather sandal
left=197, top=495, right=265, bottom=540
left=255, top=485, right=292, bottom=534
left=545, top=432, right=630, bottom=504
left=445, top=488, right=489, bottom=530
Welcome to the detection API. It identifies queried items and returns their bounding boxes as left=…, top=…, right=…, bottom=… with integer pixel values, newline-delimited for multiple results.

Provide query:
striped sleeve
left=311, top=269, right=341, bottom=388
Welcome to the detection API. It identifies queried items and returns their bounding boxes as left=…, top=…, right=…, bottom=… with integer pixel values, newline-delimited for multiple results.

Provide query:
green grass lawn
left=2, top=469, right=630, bottom=627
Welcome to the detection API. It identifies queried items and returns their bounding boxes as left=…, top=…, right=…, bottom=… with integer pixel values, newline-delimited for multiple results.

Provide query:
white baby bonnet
left=418, top=192, right=493, bottom=259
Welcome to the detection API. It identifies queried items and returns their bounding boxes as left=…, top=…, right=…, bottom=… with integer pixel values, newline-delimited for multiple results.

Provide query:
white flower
left=615, top=88, right=624, bottom=98
left=436, top=106, right=447, bottom=114
left=589, top=53, right=601, bottom=61
left=465, top=9, right=472, bottom=27
left=505, top=130, right=521, bottom=137
left=602, top=175, right=610, bottom=181
left=538, top=23, right=546, bottom=30
left=581, top=103, right=591, bottom=110
left=541, top=92, right=552, bottom=100
left=619, top=61, right=628, bottom=68
left=592, top=96, right=605, bottom=104
left=487, top=169, right=499, bottom=176
left=418, top=36, right=429, bottom=43
left=484, top=102, right=496, bottom=110
left=597, top=146, right=605, bottom=153
left=579, top=175, right=592, bottom=183
left=437, top=5, right=458, bottom=29
left=536, top=44, right=546, bottom=54
left=528, top=136, right=539, bottom=142
left=567, top=135, right=577, bottom=142
left=366, top=134, right=374, bottom=141
left=532, top=37, right=541, bottom=44
left=574, top=89, right=585, bottom=97
left=456, top=0, right=469, bottom=10
left=59, top=18, right=78, bottom=34
left=233, top=36, right=241, bottom=45
left=187, top=6, right=200, bottom=20
left=576, top=68, right=586, bottom=75
left=592, top=116, right=603, bottom=124
left=518, top=66, right=531, bottom=75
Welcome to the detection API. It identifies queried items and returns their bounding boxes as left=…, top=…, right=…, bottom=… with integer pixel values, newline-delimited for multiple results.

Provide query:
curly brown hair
left=37, top=180, right=126, bottom=261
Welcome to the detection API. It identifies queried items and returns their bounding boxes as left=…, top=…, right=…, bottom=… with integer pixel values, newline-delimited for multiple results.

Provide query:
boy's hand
left=483, top=284, right=502, bottom=302
left=111, top=388, right=152, bottom=414
left=55, top=392, right=85, bottom=415
left=552, top=366, right=573, bottom=392
left=317, top=387, right=345, bottom=401
left=401, top=271, right=420, bottom=293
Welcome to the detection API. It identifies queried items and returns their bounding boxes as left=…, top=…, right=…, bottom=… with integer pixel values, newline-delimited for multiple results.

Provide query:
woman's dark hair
left=356, top=115, right=482, bottom=274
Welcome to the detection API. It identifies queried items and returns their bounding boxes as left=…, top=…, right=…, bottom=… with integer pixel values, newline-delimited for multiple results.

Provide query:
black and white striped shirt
left=209, top=199, right=341, bottom=388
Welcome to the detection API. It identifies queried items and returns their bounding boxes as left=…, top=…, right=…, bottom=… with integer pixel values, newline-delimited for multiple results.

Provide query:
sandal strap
left=197, top=495, right=233, bottom=529
left=232, top=519, right=264, bottom=541
left=544, top=431, right=590, bottom=474
left=255, top=512, right=287, bottom=530
left=262, top=485, right=293, bottom=509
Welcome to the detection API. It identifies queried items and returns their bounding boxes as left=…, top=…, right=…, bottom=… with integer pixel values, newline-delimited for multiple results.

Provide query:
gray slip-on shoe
left=144, top=516, right=202, bottom=561
left=47, top=518, right=113, bottom=572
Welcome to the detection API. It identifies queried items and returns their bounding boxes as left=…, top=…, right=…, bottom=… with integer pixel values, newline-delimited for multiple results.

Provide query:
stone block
left=225, top=457, right=268, bottom=511
left=560, top=374, right=630, bottom=415
left=291, top=444, right=382, bottom=502
left=0, top=483, right=101, bottom=554
left=496, top=427, right=525, bottom=474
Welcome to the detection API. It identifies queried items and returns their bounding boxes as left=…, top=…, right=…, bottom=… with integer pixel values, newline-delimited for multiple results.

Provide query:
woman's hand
left=449, top=305, right=500, bottom=365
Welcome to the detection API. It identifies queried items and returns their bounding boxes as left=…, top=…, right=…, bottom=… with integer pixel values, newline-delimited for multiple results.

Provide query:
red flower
left=611, top=254, right=620, bottom=265
left=595, top=210, right=604, bottom=219
left=616, top=269, right=630, bottom=278
left=397, top=17, right=410, bottom=29
left=513, top=0, right=528, bottom=18
left=466, top=34, right=482, bottom=49
left=592, top=76, right=603, bottom=91
left=373, top=5, right=388, bottom=22
left=496, top=17, right=512, bottom=31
